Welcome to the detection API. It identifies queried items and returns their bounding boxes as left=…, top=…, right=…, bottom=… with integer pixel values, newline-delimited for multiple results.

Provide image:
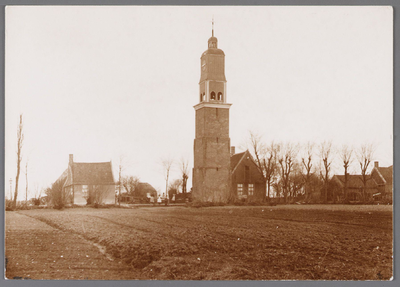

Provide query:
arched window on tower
left=210, top=91, right=216, bottom=100
left=217, top=92, right=223, bottom=101
left=200, top=93, right=203, bottom=102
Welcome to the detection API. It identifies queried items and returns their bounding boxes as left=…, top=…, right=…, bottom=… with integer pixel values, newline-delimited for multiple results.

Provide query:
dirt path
left=5, top=212, right=139, bottom=280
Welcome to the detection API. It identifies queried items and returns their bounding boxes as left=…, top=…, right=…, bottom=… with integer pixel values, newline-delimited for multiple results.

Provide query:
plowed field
left=5, top=205, right=392, bottom=280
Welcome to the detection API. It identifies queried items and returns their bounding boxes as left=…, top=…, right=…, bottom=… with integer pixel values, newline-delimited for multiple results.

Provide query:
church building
left=192, top=25, right=232, bottom=202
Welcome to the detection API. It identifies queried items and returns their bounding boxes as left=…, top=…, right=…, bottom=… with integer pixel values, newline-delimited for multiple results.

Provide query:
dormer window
left=210, top=91, right=216, bottom=100
left=217, top=92, right=223, bottom=101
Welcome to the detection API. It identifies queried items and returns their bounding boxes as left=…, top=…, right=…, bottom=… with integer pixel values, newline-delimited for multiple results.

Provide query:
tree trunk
left=344, top=168, right=348, bottom=203
left=14, top=171, right=20, bottom=208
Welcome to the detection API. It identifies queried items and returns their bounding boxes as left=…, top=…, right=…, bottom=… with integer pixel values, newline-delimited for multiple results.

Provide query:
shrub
left=32, top=198, right=41, bottom=206
left=189, top=201, right=227, bottom=208
left=45, top=177, right=67, bottom=209
left=5, top=199, right=14, bottom=211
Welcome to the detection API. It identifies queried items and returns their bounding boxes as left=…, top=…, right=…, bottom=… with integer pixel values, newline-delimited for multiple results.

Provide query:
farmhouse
left=120, top=182, right=158, bottom=203
left=370, top=161, right=393, bottom=201
left=331, top=174, right=378, bottom=201
left=231, top=148, right=266, bottom=201
left=61, top=154, right=116, bottom=205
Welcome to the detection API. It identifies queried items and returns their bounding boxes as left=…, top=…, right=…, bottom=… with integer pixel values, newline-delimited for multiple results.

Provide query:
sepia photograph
left=4, top=5, right=393, bottom=281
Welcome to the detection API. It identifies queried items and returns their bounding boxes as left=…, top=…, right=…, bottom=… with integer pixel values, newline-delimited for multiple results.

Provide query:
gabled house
left=370, top=161, right=393, bottom=201
left=331, top=174, right=379, bottom=201
left=231, top=148, right=266, bottom=201
left=62, top=154, right=116, bottom=205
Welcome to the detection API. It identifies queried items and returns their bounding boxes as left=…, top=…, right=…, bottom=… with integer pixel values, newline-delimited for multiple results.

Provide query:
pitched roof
left=57, top=168, right=68, bottom=183
left=333, top=174, right=377, bottom=189
left=72, top=162, right=115, bottom=185
left=231, top=151, right=246, bottom=171
left=376, top=166, right=393, bottom=184
left=138, top=182, right=157, bottom=193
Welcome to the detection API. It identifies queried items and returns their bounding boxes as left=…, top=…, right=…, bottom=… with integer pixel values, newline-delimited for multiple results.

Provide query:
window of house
left=82, top=185, right=88, bottom=195
left=237, top=183, right=243, bottom=198
left=248, top=184, right=254, bottom=196
left=211, top=91, right=216, bottom=100
left=218, top=92, right=223, bottom=101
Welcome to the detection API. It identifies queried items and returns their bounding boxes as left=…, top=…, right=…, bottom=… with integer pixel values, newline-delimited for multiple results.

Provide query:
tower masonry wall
left=195, top=107, right=229, bottom=138
left=193, top=106, right=231, bottom=202
left=193, top=167, right=231, bottom=202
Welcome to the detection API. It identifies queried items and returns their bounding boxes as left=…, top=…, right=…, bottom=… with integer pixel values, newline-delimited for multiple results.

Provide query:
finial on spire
left=212, top=16, right=214, bottom=37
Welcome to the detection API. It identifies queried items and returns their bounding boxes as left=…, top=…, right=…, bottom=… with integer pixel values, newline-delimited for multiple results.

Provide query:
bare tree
left=168, top=179, right=182, bottom=199
left=32, top=183, right=42, bottom=206
left=248, top=131, right=277, bottom=201
left=161, top=157, right=174, bottom=200
left=340, top=144, right=353, bottom=202
left=117, top=155, right=130, bottom=206
left=13, top=114, right=24, bottom=208
left=277, top=142, right=298, bottom=203
left=263, top=143, right=278, bottom=201
left=289, top=163, right=304, bottom=200
left=301, top=142, right=314, bottom=202
left=91, top=185, right=110, bottom=206
left=357, top=143, right=375, bottom=202
left=47, top=177, right=67, bottom=209
left=122, top=175, right=140, bottom=196
left=319, top=141, right=333, bottom=203
left=24, top=159, right=29, bottom=202
left=179, top=157, right=189, bottom=193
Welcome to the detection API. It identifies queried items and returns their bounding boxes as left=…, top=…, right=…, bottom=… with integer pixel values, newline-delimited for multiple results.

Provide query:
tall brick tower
left=192, top=24, right=232, bottom=202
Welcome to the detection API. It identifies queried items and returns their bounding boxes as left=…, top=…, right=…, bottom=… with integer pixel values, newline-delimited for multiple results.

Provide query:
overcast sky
left=5, top=6, right=393, bottom=200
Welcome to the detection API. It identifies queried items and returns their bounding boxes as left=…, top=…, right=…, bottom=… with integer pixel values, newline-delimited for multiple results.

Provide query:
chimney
left=230, top=146, right=235, bottom=156
left=374, top=161, right=379, bottom=168
left=69, top=154, right=74, bottom=165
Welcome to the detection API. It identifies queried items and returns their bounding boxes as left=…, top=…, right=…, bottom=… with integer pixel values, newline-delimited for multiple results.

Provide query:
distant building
left=61, top=154, right=116, bottom=205
left=331, top=174, right=378, bottom=201
left=120, top=182, right=157, bottom=203
left=331, top=161, right=392, bottom=202
left=231, top=149, right=266, bottom=202
left=370, top=161, right=393, bottom=201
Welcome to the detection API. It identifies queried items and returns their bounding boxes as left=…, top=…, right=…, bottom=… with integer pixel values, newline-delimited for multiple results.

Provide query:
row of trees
left=161, top=157, right=190, bottom=199
left=248, top=132, right=376, bottom=203
left=9, top=114, right=44, bottom=209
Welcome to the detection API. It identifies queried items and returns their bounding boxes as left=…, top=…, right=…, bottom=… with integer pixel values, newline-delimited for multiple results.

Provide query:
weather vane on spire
left=212, top=16, right=214, bottom=37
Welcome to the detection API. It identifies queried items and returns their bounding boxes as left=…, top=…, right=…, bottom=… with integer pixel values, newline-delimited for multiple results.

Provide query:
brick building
left=331, top=161, right=392, bottom=202
left=60, top=154, right=116, bottom=205
left=192, top=25, right=232, bottom=202
left=331, top=174, right=378, bottom=201
left=370, top=161, right=393, bottom=201
left=231, top=149, right=266, bottom=201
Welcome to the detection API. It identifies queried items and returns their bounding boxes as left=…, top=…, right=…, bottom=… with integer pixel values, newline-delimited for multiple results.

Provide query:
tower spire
left=212, top=17, right=214, bottom=37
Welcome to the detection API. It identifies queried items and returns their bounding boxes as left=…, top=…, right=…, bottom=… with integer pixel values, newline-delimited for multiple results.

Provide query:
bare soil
left=5, top=205, right=392, bottom=280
